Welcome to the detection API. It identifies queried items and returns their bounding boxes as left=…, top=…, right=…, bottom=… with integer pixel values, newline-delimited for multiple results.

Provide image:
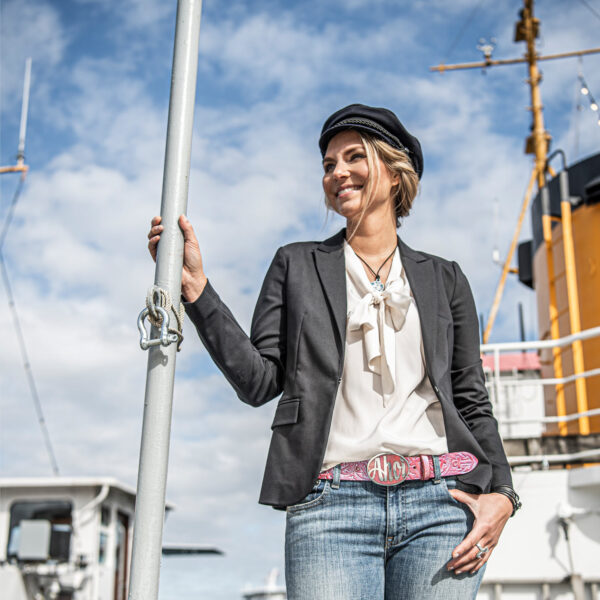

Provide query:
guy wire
left=0, top=176, right=61, bottom=476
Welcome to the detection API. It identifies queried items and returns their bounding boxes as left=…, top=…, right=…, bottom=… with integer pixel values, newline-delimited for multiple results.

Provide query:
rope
left=145, top=285, right=185, bottom=351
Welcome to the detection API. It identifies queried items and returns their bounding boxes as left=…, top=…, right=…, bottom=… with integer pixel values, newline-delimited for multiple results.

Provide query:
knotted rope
left=146, top=285, right=185, bottom=351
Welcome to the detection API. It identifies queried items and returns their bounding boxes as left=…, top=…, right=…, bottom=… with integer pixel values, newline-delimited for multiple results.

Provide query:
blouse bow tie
left=347, top=277, right=412, bottom=406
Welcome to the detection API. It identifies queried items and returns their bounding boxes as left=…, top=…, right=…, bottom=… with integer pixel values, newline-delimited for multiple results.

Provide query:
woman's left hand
left=446, top=490, right=513, bottom=574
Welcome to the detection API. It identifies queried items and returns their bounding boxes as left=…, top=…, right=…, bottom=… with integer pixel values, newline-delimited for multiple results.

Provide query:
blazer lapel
left=314, top=229, right=347, bottom=351
left=398, top=237, right=438, bottom=370
left=313, top=231, right=439, bottom=368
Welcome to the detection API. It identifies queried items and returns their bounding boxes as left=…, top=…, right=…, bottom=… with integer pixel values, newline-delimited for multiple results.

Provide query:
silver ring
left=475, top=542, right=489, bottom=559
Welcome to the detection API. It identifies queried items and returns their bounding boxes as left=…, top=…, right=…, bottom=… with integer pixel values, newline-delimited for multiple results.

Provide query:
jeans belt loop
left=432, top=455, right=442, bottom=484
left=332, top=464, right=341, bottom=489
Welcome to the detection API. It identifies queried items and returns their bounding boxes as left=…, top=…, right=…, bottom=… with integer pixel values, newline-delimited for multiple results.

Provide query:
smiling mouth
left=336, top=185, right=362, bottom=199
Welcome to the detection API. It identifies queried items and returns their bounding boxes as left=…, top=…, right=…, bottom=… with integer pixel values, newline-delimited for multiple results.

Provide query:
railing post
left=558, top=167, right=589, bottom=435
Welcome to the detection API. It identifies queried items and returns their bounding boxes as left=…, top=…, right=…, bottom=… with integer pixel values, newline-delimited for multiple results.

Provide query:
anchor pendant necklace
left=353, top=244, right=397, bottom=292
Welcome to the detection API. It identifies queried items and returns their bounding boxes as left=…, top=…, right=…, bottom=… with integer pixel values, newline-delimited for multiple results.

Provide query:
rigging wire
left=0, top=176, right=61, bottom=476
left=441, top=0, right=486, bottom=63
left=577, top=0, right=600, bottom=24
left=572, top=63, right=583, bottom=160
left=577, top=71, right=600, bottom=126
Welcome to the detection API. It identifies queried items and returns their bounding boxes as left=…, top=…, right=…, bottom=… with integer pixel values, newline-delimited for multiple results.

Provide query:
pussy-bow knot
left=347, top=276, right=412, bottom=406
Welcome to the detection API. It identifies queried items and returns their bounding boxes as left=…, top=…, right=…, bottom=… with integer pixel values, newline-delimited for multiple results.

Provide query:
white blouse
left=321, top=241, right=448, bottom=471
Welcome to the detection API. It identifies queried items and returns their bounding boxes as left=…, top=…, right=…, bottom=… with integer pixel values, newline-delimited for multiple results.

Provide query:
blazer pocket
left=271, top=397, right=300, bottom=429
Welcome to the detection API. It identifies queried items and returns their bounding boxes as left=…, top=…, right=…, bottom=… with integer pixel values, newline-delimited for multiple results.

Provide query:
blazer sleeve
left=184, top=247, right=287, bottom=406
left=449, top=261, right=513, bottom=489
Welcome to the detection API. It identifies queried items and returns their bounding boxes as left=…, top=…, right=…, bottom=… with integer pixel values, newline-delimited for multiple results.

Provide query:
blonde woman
left=148, top=104, right=519, bottom=599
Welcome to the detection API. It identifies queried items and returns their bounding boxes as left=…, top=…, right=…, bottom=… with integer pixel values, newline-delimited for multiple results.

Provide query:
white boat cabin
left=0, top=477, right=172, bottom=600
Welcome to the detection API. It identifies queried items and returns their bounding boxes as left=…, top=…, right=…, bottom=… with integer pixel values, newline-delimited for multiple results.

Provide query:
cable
left=0, top=177, right=25, bottom=250
left=572, top=73, right=582, bottom=160
left=578, top=72, right=600, bottom=126
left=577, top=0, right=600, bottom=24
left=442, top=0, right=486, bottom=62
left=0, top=176, right=61, bottom=476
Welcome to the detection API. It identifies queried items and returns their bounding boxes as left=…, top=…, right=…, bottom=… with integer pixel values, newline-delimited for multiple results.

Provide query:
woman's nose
left=333, top=161, right=349, bottom=179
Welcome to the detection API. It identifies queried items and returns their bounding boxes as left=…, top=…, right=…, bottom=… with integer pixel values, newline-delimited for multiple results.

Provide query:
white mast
left=17, top=57, right=32, bottom=165
left=128, top=2, right=203, bottom=599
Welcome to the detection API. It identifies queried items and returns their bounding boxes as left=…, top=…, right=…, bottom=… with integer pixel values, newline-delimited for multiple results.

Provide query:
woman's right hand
left=147, top=214, right=208, bottom=302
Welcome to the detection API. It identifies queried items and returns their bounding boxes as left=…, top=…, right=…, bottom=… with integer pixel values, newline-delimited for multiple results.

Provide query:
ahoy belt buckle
left=367, top=453, right=410, bottom=486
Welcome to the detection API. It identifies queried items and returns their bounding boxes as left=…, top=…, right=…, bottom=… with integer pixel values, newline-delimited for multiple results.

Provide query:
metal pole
left=128, top=2, right=202, bottom=599
left=430, top=46, right=600, bottom=72
left=540, top=183, right=567, bottom=434
left=518, top=302, right=525, bottom=348
left=558, top=168, right=589, bottom=434
left=17, top=58, right=32, bottom=165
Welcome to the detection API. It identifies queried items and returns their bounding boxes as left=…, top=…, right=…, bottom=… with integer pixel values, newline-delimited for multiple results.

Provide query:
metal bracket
left=137, top=306, right=179, bottom=350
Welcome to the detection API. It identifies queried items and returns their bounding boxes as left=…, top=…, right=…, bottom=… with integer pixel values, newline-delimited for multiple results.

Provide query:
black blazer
left=185, top=229, right=512, bottom=508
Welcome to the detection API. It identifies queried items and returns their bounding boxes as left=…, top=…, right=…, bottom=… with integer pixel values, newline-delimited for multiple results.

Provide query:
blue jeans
left=285, top=472, right=484, bottom=599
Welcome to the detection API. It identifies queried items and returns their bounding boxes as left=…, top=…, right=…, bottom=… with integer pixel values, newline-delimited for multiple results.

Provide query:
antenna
left=492, top=198, right=500, bottom=265
left=17, top=57, right=32, bottom=165
left=477, top=37, right=496, bottom=62
left=0, top=58, right=31, bottom=176
left=0, top=58, right=60, bottom=476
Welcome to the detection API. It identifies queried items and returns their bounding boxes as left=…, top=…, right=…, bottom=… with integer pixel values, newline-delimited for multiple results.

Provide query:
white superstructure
left=0, top=477, right=172, bottom=600
left=479, top=466, right=600, bottom=599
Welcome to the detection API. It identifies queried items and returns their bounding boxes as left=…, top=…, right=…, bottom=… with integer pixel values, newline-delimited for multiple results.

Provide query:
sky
left=1, top=0, right=599, bottom=598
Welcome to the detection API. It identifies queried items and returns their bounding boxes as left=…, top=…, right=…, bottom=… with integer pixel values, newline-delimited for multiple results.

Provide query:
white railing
left=480, top=325, right=600, bottom=443
left=508, top=447, right=600, bottom=466
left=500, top=408, right=600, bottom=426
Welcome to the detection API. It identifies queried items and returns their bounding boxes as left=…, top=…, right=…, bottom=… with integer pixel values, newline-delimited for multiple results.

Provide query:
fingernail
left=447, top=565, right=454, bottom=571
left=454, top=552, right=460, bottom=558
left=456, top=570, right=462, bottom=575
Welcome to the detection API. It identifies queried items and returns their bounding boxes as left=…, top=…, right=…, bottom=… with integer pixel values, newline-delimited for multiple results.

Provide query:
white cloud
left=71, top=0, right=173, bottom=30
left=1, top=2, right=599, bottom=596
left=198, top=12, right=417, bottom=103
left=0, top=0, right=67, bottom=130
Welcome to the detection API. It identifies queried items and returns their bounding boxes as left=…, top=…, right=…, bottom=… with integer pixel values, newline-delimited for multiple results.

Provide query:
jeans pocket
left=286, top=479, right=330, bottom=513
left=441, top=477, right=462, bottom=505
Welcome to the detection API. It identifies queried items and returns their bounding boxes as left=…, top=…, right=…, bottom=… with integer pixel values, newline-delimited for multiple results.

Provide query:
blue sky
left=1, top=0, right=600, bottom=598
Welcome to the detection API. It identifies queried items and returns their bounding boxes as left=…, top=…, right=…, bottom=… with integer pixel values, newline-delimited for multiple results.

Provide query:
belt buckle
left=367, top=453, right=409, bottom=486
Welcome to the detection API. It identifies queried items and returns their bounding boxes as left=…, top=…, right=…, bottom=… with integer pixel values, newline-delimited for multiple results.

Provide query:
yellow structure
left=534, top=189, right=600, bottom=435
left=432, top=0, right=600, bottom=441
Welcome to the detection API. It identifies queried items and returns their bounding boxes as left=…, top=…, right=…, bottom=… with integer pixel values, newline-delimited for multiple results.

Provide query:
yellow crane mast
left=430, top=0, right=600, bottom=437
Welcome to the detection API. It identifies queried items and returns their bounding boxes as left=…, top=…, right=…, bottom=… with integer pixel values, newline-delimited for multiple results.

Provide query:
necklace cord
left=353, top=244, right=397, bottom=282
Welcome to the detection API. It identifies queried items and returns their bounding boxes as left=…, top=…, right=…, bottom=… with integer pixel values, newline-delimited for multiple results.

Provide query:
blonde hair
left=323, top=131, right=419, bottom=233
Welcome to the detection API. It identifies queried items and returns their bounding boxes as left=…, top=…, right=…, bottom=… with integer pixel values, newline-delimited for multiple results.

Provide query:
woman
left=148, top=104, right=519, bottom=599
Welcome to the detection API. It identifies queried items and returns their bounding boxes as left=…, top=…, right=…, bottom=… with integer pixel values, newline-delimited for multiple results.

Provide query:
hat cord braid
left=333, top=117, right=409, bottom=154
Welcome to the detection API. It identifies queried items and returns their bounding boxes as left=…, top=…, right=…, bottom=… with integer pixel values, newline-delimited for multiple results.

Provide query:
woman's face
left=322, top=129, right=398, bottom=221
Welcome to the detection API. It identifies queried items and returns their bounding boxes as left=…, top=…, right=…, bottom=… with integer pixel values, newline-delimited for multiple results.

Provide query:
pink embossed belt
left=318, top=452, right=478, bottom=486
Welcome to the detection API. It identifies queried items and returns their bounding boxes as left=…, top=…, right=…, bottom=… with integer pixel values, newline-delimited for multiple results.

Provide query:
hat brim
left=319, top=120, right=422, bottom=179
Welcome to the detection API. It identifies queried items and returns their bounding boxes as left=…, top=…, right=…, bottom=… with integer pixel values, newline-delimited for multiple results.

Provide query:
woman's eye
left=351, top=153, right=365, bottom=161
left=323, top=163, right=334, bottom=173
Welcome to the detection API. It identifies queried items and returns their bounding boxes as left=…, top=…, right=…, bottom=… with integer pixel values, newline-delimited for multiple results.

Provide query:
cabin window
left=98, top=532, right=108, bottom=564
left=7, top=500, right=72, bottom=562
left=101, top=505, right=111, bottom=526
